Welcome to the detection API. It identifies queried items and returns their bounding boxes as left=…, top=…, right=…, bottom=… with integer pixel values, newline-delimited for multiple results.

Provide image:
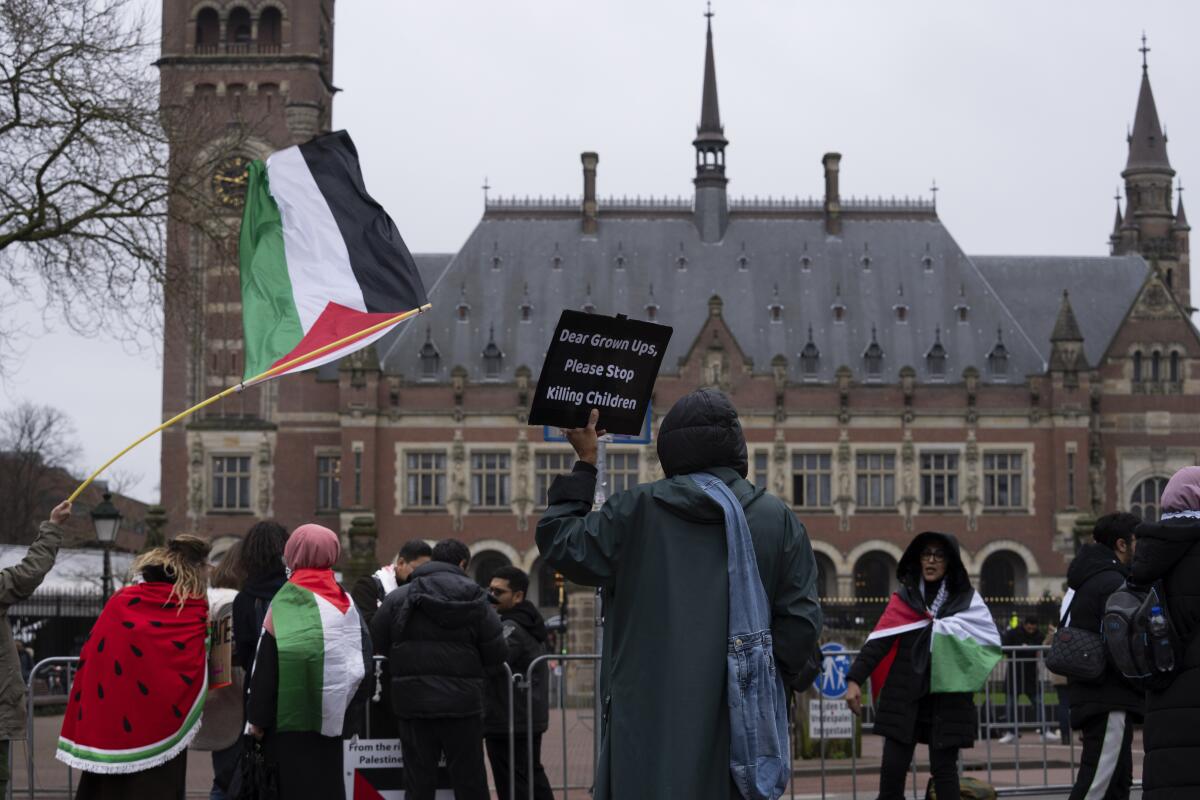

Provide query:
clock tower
left=156, top=0, right=337, bottom=529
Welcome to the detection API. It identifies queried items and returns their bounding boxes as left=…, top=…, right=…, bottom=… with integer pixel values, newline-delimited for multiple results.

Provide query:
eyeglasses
left=488, top=586, right=510, bottom=597
left=920, top=550, right=947, bottom=563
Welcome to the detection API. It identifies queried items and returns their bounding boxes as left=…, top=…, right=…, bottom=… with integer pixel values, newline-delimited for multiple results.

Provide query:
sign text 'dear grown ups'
left=528, top=310, right=672, bottom=436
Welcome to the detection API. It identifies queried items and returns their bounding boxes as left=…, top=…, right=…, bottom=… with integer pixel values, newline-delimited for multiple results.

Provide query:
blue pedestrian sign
left=814, top=642, right=852, bottom=700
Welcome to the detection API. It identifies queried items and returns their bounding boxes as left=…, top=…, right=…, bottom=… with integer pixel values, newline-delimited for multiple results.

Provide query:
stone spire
left=1126, top=34, right=1171, bottom=172
left=1109, top=190, right=1123, bottom=251
left=1049, top=290, right=1088, bottom=373
left=1116, top=34, right=1176, bottom=255
left=692, top=4, right=729, bottom=243
left=1174, top=181, right=1190, bottom=230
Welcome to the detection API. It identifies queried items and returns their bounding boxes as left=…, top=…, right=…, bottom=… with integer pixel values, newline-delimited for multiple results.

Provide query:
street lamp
left=90, top=493, right=122, bottom=603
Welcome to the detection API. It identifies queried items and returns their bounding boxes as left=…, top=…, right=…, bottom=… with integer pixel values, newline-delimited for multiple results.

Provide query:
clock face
left=212, top=156, right=250, bottom=209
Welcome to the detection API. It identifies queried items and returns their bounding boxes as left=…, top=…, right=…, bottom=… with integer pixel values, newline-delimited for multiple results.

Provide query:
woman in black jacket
left=845, top=532, right=984, bottom=800
left=1130, top=466, right=1200, bottom=800
left=230, top=521, right=289, bottom=680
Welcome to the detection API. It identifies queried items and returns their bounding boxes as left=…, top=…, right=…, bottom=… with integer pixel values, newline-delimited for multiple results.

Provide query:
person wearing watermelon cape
left=245, top=523, right=373, bottom=800
left=57, top=535, right=212, bottom=800
left=844, top=532, right=1002, bottom=800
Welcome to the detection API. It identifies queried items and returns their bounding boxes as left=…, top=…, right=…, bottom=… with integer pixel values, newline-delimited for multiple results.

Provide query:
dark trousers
left=398, top=716, right=489, bottom=800
left=485, top=733, right=555, bottom=800
left=877, top=736, right=958, bottom=800
left=1068, top=711, right=1133, bottom=800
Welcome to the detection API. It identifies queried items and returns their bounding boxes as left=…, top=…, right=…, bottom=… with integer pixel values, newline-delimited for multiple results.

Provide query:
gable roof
left=971, top=255, right=1149, bottom=366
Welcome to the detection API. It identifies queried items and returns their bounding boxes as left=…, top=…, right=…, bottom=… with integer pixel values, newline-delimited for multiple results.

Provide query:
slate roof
left=972, top=255, right=1149, bottom=366
left=372, top=211, right=1115, bottom=385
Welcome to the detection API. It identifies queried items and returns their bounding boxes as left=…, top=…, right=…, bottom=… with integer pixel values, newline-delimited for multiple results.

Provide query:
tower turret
left=692, top=5, right=728, bottom=243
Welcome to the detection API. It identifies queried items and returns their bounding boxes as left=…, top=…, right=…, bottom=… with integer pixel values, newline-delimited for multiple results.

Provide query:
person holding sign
left=537, top=390, right=823, bottom=800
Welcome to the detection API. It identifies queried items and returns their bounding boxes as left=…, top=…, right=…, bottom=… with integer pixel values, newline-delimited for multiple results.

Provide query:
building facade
left=158, top=5, right=1200, bottom=603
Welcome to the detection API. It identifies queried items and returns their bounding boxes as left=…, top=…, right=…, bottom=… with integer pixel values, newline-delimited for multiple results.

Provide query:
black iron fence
left=9, top=590, right=104, bottom=664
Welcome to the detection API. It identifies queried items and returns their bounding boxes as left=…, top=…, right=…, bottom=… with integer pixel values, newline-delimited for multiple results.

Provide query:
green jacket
left=537, top=465, right=822, bottom=800
left=0, top=521, right=63, bottom=740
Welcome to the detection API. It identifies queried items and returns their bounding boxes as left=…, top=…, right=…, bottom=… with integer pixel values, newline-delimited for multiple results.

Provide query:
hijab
left=1160, top=466, right=1200, bottom=517
left=283, top=523, right=340, bottom=571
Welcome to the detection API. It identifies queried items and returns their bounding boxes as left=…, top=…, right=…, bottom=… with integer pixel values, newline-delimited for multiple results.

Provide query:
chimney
left=581, top=152, right=599, bottom=235
left=822, top=152, right=842, bottom=236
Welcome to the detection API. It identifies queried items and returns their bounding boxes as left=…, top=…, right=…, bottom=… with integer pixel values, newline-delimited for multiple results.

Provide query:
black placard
left=528, top=310, right=673, bottom=435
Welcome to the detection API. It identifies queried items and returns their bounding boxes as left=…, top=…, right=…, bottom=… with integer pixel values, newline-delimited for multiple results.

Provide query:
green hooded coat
left=536, top=389, right=822, bottom=800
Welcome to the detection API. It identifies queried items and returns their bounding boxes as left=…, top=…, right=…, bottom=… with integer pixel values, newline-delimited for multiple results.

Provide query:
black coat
left=232, top=569, right=287, bottom=676
left=1064, top=542, right=1144, bottom=727
left=484, top=600, right=550, bottom=735
left=847, top=532, right=979, bottom=750
left=1130, top=516, right=1200, bottom=800
left=370, top=561, right=507, bottom=719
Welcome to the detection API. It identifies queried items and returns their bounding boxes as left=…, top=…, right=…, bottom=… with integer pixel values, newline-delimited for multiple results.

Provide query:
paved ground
left=11, top=710, right=1143, bottom=798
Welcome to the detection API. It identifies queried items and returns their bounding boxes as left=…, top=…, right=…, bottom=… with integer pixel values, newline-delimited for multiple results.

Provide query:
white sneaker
left=998, top=732, right=1017, bottom=744
left=1041, top=730, right=1061, bottom=742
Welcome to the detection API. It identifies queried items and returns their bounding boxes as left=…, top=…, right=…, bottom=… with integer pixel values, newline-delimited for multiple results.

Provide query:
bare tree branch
left=0, top=401, right=80, bottom=544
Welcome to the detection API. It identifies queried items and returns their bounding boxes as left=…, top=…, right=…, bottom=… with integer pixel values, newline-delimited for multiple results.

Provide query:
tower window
left=227, top=7, right=252, bottom=47
left=1170, top=350, right=1180, bottom=383
left=195, top=8, right=219, bottom=52
left=800, top=255, right=812, bottom=272
left=1133, top=350, right=1143, bottom=383
left=894, top=305, right=908, bottom=323
left=955, top=304, right=969, bottom=323
left=768, top=303, right=783, bottom=323
left=832, top=304, right=846, bottom=323
left=456, top=302, right=469, bottom=322
left=1151, top=350, right=1161, bottom=382
left=1166, top=268, right=1174, bottom=288
left=258, top=7, right=282, bottom=51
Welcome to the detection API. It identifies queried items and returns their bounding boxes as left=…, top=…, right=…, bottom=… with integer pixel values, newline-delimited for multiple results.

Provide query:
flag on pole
left=864, top=591, right=1001, bottom=698
left=239, top=130, right=429, bottom=383
left=929, top=591, right=1003, bottom=693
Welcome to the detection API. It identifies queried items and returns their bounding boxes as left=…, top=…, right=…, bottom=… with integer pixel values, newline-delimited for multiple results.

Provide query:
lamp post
left=90, top=492, right=122, bottom=604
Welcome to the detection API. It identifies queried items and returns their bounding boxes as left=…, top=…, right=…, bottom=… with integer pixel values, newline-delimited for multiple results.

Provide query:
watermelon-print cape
left=57, top=582, right=209, bottom=774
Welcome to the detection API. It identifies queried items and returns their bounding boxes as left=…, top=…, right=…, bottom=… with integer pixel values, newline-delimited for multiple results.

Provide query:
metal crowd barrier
left=15, top=645, right=1142, bottom=799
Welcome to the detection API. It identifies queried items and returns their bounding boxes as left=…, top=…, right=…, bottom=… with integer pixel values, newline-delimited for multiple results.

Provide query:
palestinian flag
left=239, top=130, right=430, bottom=384
left=864, top=591, right=1001, bottom=698
left=269, top=569, right=366, bottom=736
left=929, top=591, right=1003, bottom=693
left=57, top=583, right=209, bottom=774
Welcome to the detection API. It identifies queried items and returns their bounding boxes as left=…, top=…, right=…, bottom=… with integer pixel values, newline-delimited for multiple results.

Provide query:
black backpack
left=1102, top=581, right=1180, bottom=690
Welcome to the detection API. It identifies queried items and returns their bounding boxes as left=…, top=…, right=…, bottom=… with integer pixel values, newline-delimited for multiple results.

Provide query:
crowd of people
left=0, top=390, right=1194, bottom=800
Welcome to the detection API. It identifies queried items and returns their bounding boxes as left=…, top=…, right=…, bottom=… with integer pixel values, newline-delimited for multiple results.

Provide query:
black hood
left=656, top=388, right=748, bottom=479
left=1135, top=516, right=1200, bottom=544
left=897, top=531, right=971, bottom=600
left=502, top=600, right=549, bottom=643
left=242, top=568, right=287, bottom=600
left=407, top=561, right=492, bottom=627
left=1067, top=542, right=1127, bottom=590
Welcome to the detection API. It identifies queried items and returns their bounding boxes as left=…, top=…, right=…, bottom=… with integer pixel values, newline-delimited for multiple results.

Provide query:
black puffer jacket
left=370, top=561, right=507, bottom=719
left=656, top=387, right=748, bottom=478
left=1065, top=542, right=1144, bottom=727
left=1131, top=516, right=1200, bottom=800
left=847, top=532, right=979, bottom=750
left=484, top=601, right=550, bottom=735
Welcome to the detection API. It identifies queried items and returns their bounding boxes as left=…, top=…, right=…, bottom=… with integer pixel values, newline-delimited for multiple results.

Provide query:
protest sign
left=528, top=310, right=672, bottom=435
left=343, top=738, right=453, bottom=799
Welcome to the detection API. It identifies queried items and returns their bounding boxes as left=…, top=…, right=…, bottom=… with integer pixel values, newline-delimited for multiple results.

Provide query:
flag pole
left=67, top=304, right=431, bottom=503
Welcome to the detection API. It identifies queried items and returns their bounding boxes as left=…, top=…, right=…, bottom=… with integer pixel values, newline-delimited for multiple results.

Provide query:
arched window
left=258, top=7, right=282, bottom=51
left=853, top=552, right=897, bottom=599
left=227, top=7, right=252, bottom=47
left=1132, top=350, right=1143, bottom=383
left=980, top=551, right=1028, bottom=600
left=814, top=552, right=836, bottom=598
left=1130, top=476, right=1169, bottom=522
left=1151, top=350, right=1161, bottom=382
left=1169, top=351, right=1180, bottom=383
left=469, top=550, right=512, bottom=589
left=195, top=8, right=219, bottom=51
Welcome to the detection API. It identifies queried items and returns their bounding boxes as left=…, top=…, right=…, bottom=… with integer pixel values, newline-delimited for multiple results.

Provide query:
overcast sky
left=4, top=0, right=1198, bottom=503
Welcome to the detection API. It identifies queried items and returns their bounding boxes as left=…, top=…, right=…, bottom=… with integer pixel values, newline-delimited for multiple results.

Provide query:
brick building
left=157, top=4, right=1200, bottom=604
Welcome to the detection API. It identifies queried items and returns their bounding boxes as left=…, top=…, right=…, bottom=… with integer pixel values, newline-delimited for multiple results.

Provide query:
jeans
left=878, top=736, right=958, bottom=800
left=398, top=716, right=489, bottom=800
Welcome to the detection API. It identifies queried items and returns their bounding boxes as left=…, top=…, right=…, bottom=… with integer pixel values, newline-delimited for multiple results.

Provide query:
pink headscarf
left=1160, top=466, right=1200, bottom=515
left=284, top=523, right=341, bottom=570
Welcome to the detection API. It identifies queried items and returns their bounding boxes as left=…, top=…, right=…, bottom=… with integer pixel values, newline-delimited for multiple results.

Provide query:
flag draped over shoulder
left=865, top=591, right=1001, bottom=699
left=269, top=569, right=365, bottom=737
left=239, top=130, right=429, bottom=383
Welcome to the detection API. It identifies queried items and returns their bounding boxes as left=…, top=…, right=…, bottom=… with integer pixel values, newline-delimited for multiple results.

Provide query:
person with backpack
left=1130, top=466, right=1200, bottom=800
left=844, top=532, right=1001, bottom=800
left=537, top=392, right=823, bottom=800
left=1063, top=512, right=1143, bottom=800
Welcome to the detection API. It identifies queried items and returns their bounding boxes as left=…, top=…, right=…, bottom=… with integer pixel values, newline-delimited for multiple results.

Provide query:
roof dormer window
left=419, top=328, right=440, bottom=380
left=482, top=326, right=503, bottom=380
left=988, top=329, right=1009, bottom=381
left=863, top=327, right=884, bottom=381
left=925, top=326, right=947, bottom=380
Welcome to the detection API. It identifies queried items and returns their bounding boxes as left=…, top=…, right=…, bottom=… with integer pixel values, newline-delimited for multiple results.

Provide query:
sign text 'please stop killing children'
left=528, top=310, right=672, bottom=436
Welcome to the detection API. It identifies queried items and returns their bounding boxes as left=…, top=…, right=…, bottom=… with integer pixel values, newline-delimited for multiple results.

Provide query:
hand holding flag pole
left=68, top=130, right=431, bottom=504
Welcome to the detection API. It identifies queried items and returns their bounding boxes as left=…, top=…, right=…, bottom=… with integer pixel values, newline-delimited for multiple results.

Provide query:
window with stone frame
left=406, top=452, right=447, bottom=508
left=211, top=455, right=252, bottom=511
left=535, top=451, right=574, bottom=510
left=792, top=452, right=833, bottom=508
left=470, top=452, right=511, bottom=508
left=1130, top=476, right=1169, bottom=522
left=316, top=455, right=341, bottom=511
left=606, top=452, right=640, bottom=495
left=919, top=452, right=959, bottom=509
left=983, top=452, right=1025, bottom=509
left=855, top=452, right=896, bottom=509
left=752, top=450, right=770, bottom=491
